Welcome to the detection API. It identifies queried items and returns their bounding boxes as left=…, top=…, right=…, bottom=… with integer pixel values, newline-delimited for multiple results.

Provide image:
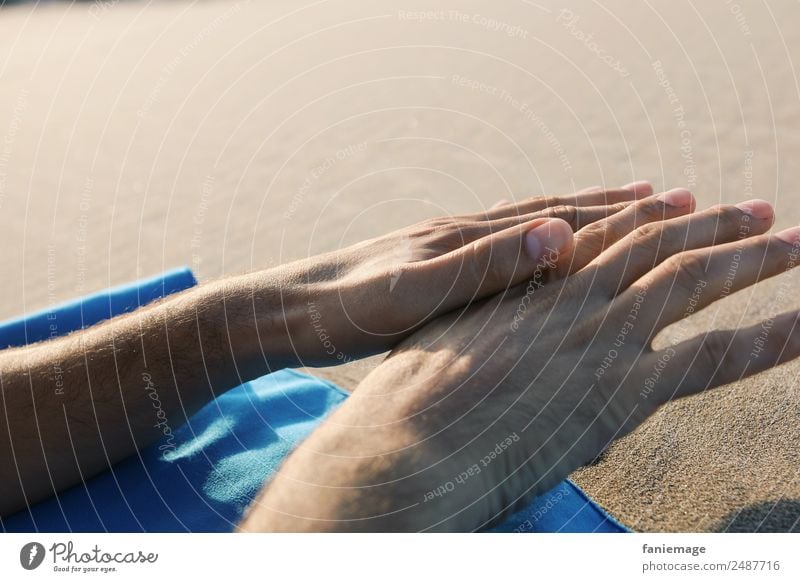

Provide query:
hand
left=241, top=197, right=800, bottom=531
left=266, top=181, right=699, bottom=366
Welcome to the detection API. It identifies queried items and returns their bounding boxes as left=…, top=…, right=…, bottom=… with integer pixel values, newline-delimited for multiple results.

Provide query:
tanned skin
left=13, top=182, right=791, bottom=532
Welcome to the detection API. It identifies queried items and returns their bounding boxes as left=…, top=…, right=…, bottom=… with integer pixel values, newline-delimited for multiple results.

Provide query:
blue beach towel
left=0, top=268, right=627, bottom=533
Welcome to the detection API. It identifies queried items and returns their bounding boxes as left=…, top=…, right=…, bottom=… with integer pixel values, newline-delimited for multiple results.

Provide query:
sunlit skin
left=240, top=194, right=800, bottom=531
left=4, top=182, right=797, bottom=532
left=0, top=181, right=652, bottom=516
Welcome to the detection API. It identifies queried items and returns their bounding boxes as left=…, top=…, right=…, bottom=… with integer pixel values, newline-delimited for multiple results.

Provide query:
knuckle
left=630, top=221, right=672, bottom=258
left=678, top=251, right=709, bottom=280
left=431, top=221, right=482, bottom=247
left=612, top=201, right=632, bottom=213
left=642, top=197, right=668, bottom=218
left=546, top=204, right=579, bottom=227
left=469, top=242, right=511, bottom=289
left=574, top=221, right=613, bottom=256
left=714, top=204, right=747, bottom=232
left=540, top=194, right=562, bottom=208
left=589, top=216, right=624, bottom=246
left=665, top=251, right=709, bottom=293
left=604, top=219, right=624, bottom=243
left=632, top=221, right=665, bottom=246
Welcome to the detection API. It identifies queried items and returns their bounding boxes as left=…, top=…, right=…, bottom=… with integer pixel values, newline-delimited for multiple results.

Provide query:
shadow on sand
left=712, top=499, right=800, bottom=532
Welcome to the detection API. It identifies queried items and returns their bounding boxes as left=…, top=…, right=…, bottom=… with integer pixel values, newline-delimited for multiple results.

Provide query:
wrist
left=240, top=402, right=474, bottom=531
left=231, top=265, right=361, bottom=369
left=241, top=350, right=501, bottom=531
left=184, top=271, right=310, bottom=382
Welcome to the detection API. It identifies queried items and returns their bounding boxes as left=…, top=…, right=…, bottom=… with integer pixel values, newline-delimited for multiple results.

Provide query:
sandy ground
left=1, top=0, right=799, bottom=532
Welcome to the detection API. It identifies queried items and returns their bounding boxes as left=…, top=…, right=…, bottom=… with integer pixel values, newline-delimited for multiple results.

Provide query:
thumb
left=522, top=217, right=575, bottom=267
left=424, top=217, right=575, bottom=313
left=478, top=216, right=575, bottom=291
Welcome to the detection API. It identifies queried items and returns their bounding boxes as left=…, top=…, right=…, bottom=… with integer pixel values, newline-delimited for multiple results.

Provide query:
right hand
left=241, top=197, right=800, bottom=531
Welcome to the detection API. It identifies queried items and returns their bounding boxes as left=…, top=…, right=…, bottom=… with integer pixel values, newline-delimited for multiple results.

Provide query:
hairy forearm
left=0, top=270, right=308, bottom=516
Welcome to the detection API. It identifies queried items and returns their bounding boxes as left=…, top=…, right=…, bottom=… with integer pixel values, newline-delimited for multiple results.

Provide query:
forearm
left=0, top=270, right=307, bottom=516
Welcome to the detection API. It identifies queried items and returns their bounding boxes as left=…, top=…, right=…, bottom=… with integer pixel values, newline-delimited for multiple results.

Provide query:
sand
left=1, top=0, right=799, bottom=532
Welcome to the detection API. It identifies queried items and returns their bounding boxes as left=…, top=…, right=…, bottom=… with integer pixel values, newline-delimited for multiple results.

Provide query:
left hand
left=265, top=182, right=698, bottom=366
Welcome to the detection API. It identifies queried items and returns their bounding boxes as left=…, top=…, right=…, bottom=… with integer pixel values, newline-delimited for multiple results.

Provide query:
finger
left=410, top=202, right=633, bottom=262
left=435, top=202, right=635, bottom=252
left=647, top=309, right=800, bottom=404
left=416, top=218, right=574, bottom=313
left=572, top=181, right=654, bottom=206
left=476, top=200, right=635, bottom=239
left=491, top=199, right=510, bottom=209
left=620, top=180, right=655, bottom=194
left=628, top=224, right=800, bottom=334
left=561, top=187, right=696, bottom=276
left=583, top=198, right=775, bottom=298
left=476, top=181, right=653, bottom=221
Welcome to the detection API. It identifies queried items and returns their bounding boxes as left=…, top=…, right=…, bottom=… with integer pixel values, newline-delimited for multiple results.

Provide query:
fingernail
left=525, top=219, right=573, bottom=259
left=491, top=199, right=509, bottom=209
left=735, top=199, right=773, bottom=220
left=774, top=226, right=800, bottom=245
left=622, top=180, right=653, bottom=195
left=655, top=188, right=693, bottom=207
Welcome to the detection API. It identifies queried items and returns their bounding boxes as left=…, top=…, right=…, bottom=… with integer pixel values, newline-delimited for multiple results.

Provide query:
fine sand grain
left=1, top=0, right=798, bottom=531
